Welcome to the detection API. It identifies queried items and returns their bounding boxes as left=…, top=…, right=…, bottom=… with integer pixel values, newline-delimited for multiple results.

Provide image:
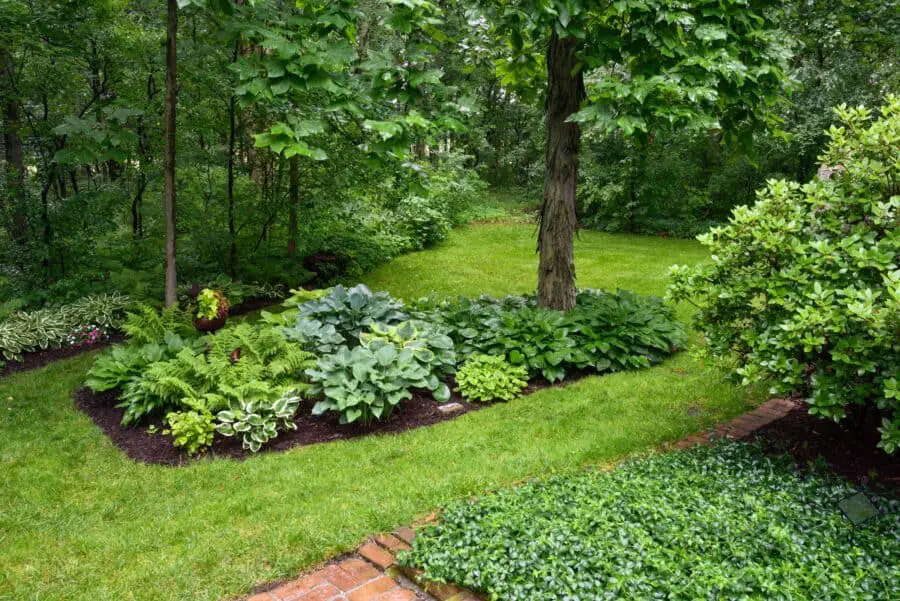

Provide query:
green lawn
left=0, top=224, right=762, bottom=601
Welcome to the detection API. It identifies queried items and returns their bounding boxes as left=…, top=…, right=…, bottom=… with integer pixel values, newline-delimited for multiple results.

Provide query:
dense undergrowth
left=404, top=440, right=900, bottom=601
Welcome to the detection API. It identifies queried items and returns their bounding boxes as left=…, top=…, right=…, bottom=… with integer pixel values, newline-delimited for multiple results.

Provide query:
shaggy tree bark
left=537, top=31, right=584, bottom=311
left=163, top=0, right=178, bottom=307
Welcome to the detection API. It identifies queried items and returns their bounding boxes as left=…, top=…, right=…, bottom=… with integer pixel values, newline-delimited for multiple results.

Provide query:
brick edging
left=244, top=398, right=800, bottom=601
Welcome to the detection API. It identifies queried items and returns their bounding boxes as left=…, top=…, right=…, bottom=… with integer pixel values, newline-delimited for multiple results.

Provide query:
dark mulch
left=228, top=296, right=282, bottom=317
left=73, top=372, right=584, bottom=466
left=0, top=334, right=127, bottom=378
left=747, top=405, right=899, bottom=490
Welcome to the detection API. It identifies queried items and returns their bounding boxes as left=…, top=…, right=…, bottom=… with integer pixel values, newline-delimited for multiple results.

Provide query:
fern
left=111, top=321, right=315, bottom=426
left=122, top=304, right=192, bottom=345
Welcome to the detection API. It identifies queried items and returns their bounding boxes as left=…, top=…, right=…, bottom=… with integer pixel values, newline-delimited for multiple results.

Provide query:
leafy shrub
left=306, top=337, right=448, bottom=425
left=403, top=440, right=900, bottom=600
left=0, top=292, right=131, bottom=361
left=164, top=409, right=215, bottom=456
left=669, top=98, right=900, bottom=453
left=455, top=354, right=528, bottom=402
left=294, top=284, right=408, bottom=345
left=395, top=195, right=451, bottom=249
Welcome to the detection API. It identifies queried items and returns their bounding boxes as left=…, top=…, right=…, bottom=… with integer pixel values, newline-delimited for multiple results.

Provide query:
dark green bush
left=403, top=440, right=900, bottom=601
left=669, top=97, right=900, bottom=453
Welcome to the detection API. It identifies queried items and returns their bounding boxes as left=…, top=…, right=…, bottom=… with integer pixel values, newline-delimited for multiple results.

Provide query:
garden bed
left=0, top=333, right=127, bottom=378
left=0, top=296, right=280, bottom=380
left=750, top=404, right=899, bottom=490
left=73, top=374, right=582, bottom=465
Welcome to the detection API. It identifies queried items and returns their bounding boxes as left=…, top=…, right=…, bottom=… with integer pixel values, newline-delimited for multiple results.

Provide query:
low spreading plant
left=669, top=97, right=900, bottom=453
left=0, top=292, right=131, bottom=361
left=215, top=392, right=301, bottom=452
left=455, top=354, right=528, bottom=402
left=403, top=440, right=900, bottom=600
left=164, top=409, right=216, bottom=455
left=67, top=324, right=109, bottom=349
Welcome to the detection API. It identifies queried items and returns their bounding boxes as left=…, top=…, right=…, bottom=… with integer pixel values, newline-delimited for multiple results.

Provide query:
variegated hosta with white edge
left=214, top=392, right=301, bottom=453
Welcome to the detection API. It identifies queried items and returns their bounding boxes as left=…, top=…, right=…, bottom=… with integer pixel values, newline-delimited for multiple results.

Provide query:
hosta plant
left=295, top=284, right=408, bottom=344
left=215, top=392, right=301, bottom=452
left=455, top=354, right=528, bottom=402
left=164, top=409, right=216, bottom=455
left=669, top=97, right=900, bottom=453
left=306, top=339, right=448, bottom=425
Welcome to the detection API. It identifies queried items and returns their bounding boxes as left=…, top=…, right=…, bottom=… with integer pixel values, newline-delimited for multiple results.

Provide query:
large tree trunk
left=537, top=31, right=584, bottom=311
left=163, top=0, right=178, bottom=307
left=1, top=47, right=29, bottom=245
left=288, top=154, right=299, bottom=257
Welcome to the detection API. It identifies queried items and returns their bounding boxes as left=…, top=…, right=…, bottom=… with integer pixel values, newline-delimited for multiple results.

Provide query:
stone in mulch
left=238, top=399, right=801, bottom=601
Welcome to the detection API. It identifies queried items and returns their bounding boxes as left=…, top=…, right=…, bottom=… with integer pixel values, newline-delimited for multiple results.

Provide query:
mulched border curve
left=74, top=372, right=588, bottom=466
left=235, top=398, right=802, bottom=601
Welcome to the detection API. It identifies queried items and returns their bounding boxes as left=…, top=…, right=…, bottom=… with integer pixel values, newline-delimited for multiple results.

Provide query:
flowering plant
left=196, top=289, right=229, bottom=321
left=67, top=324, right=108, bottom=349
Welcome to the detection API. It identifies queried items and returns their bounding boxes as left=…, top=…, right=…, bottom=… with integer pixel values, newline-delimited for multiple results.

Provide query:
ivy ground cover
left=404, top=440, right=900, bottom=601
left=0, top=225, right=762, bottom=601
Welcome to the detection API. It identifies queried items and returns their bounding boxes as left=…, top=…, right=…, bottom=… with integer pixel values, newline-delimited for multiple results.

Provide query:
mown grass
left=0, top=220, right=762, bottom=601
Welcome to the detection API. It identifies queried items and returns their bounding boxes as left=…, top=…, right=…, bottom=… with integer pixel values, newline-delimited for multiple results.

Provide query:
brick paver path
left=243, top=398, right=801, bottom=601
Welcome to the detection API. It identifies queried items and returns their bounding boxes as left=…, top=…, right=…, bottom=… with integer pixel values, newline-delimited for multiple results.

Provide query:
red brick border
left=239, top=398, right=800, bottom=601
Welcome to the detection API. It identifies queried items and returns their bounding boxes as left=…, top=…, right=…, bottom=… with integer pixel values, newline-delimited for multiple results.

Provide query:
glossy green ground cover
left=404, top=441, right=900, bottom=601
left=0, top=222, right=761, bottom=601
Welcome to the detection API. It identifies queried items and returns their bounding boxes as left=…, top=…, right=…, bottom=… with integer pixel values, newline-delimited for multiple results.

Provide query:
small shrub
left=668, top=97, right=900, bottom=453
left=215, top=392, right=301, bottom=452
left=395, top=195, right=451, bottom=249
left=164, top=409, right=215, bottom=455
left=455, top=354, right=528, bottom=402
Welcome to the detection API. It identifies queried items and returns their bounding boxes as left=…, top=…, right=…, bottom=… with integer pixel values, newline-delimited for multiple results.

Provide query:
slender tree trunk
left=1, top=47, right=29, bottom=244
left=227, top=90, right=237, bottom=276
left=537, top=31, right=584, bottom=311
left=288, top=155, right=299, bottom=257
left=226, top=37, right=240, bottom=276
left=163, top=0, right=178, bottom=307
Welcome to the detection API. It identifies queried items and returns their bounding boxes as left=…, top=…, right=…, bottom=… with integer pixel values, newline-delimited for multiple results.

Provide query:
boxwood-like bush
left=669, top=97, right=900, bottom=453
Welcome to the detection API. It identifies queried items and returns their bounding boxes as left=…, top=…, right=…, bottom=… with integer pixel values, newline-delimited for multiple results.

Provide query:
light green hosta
left=455, top=354, right=528, bottom=403
left=669, top=96, right=900, bottom=453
